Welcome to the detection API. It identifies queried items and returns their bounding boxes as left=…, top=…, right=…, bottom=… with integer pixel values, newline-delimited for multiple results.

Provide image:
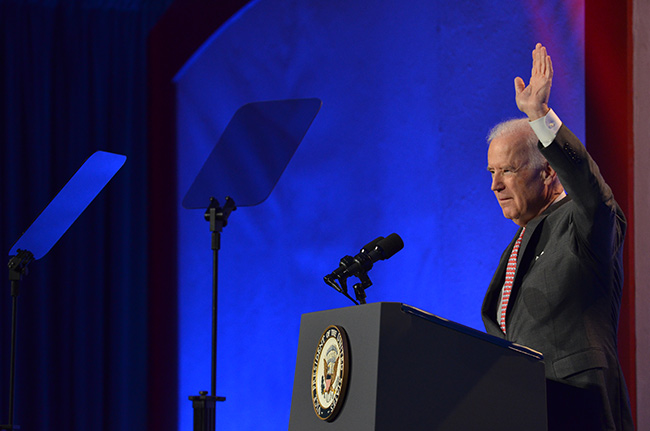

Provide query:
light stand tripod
left=188, top=197, right=235, bottom=430
left=181, top=98, right=322, bottom=430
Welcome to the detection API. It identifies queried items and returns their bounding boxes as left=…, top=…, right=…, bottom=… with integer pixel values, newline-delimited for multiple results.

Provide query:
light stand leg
left=189, top=197, right=234, bottom=431
left=0, top=283, right=21, bottom=430
left=2, top=250, right=32, bottom=431
left=189, top=391, right=222, bottom=431
left=211, top=229, right=219, bottom=399
left=7, top=283, right=19, bottom=429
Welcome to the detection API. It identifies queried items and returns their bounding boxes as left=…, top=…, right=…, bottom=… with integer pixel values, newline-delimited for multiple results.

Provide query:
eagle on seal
left=322, top=355, right=339, bottom=394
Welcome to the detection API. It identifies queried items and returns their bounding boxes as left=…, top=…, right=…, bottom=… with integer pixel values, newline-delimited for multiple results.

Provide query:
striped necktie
left=500, top=227, right=525, bottom=334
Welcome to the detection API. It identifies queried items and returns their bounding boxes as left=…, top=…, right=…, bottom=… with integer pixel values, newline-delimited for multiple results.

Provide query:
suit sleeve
left=538, top=125, right=626, bottom=263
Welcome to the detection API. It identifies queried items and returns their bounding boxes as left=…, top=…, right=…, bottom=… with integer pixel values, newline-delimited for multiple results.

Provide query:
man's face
left=487, top=133, right=551, bottom=227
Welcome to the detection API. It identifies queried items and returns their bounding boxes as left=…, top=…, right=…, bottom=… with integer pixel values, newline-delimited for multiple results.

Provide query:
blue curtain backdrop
left=0, top=1, right=171, bottom=429
left=174, top=0, right=584, bottom=429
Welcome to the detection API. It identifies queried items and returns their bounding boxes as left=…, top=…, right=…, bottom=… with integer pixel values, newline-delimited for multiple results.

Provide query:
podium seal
left=311, top=325, right=350, bottom=421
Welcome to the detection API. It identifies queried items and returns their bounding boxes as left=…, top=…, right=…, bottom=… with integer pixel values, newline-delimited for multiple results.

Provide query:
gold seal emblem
left=311, top=325, right=349, bottom=421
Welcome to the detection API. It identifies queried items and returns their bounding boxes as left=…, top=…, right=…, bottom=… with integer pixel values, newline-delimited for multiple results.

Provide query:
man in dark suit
left=481, top=43, right=634, bottom=430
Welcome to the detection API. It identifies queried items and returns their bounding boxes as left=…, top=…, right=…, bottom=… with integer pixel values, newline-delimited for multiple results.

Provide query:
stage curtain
left=0, top=1, right=170, bottom=429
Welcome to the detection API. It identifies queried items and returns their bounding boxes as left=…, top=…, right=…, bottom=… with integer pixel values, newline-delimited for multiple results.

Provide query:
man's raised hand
left=514, top=43, right=553, bottom=121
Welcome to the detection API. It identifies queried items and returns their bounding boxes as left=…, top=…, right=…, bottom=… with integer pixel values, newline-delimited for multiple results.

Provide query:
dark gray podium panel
left=289, top=302, right=547, bottom=431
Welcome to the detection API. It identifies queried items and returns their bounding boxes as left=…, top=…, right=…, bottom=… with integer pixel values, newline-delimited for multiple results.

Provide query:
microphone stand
left=351, top=271, right=372, bottom=305
left=323, top=256, right=359, bottom=305
left=1, top=249, right=34, bottom=431
left=188, top=197, right=235, bottom=431
left=324, top=268, right=373, bottom=305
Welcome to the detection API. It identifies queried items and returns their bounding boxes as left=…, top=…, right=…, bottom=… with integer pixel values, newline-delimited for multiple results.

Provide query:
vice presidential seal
left=311, top=325, right=350, bottom=421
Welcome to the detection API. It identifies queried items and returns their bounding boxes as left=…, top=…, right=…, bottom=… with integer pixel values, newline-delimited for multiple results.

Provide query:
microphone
left=324, top=233, right=404, bottom=292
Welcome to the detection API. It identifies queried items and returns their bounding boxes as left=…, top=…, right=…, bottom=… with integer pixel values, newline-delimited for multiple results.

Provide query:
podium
left=289, top=302, right=547, bottom=430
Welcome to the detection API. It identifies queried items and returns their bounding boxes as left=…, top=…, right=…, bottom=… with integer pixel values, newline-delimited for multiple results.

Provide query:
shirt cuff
left=529, top=108, right=562, bottom=147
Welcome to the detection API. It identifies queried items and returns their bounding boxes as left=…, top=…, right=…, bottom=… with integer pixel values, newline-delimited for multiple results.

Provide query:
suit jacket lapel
left=482, top=228, right=522, bottom=332
left=506, top=196, right=572, bottom=318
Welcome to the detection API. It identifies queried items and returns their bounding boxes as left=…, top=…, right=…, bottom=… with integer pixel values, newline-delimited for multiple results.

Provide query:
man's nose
left=491, top=173, right=504, bottom=192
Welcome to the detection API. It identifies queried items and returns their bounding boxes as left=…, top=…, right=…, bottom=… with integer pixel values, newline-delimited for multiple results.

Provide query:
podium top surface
left=399, top=303, right=543, bottom=360
left=306, top=302, right=543, bottom=360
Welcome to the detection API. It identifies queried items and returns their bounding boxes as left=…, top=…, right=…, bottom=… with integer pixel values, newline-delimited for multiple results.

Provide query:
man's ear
left=541, top=162, right=557, bottom=185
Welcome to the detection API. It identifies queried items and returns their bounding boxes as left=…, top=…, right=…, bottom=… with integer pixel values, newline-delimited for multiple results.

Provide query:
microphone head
left=376, top=233, right=404, bottom=259
left=360, top=236, right=384, bottom=254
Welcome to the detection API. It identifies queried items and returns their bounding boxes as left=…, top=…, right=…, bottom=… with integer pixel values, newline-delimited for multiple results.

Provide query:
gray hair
left=487, top=118, right=546, bottom=169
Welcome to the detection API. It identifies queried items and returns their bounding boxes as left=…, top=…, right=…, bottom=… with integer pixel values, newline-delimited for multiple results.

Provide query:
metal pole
left=7, top=283, right=19, bottom=428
